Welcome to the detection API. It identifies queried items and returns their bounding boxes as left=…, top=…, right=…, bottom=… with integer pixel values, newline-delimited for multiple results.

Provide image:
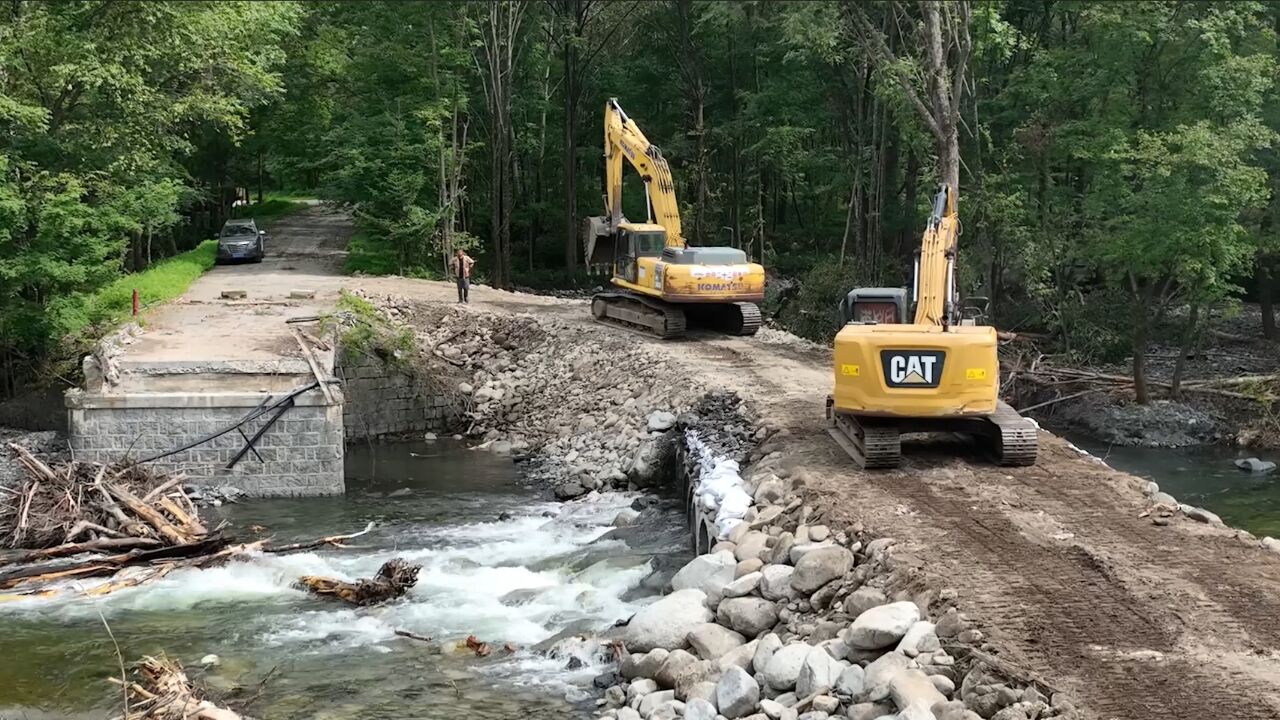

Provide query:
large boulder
left=759, top=564, right=798, bottom=601
left=1235, top=457, right=1276, bottom=473
left=836, top=664, right=865, bottom=697
left=763, top=643, right=811, bottom=690
left=735, top=531, right=772, bottom=562
left=896, top=621, right=940, bottom=657
left=717, top=639, right=760, bottom=673
left=622, top=648, right=669, bottom=680
left=626, top=589, right=715, bottom=652
left=753, top=633, right=783, bottom=674
left=685, top=698, right=718, bottom=720
left=688, top=623, right=747, bottom=660
left=843, top=587, right=888, bottom=618
left=655, top=649, right=698, bottom=689
left=638, top=690, right=676, bottom=717
left=716, top=596, right=779, bottom=638
left=791, top=546, right=853, bottom=594
left=848, top=601, right=921, bottom=649
left=672, top=552, right=738, bottom=605
left=788, top=541, right=836, bottom=565
left=723, top=571, right=763, bottom=598
left=796, top=646, right=845, bottom=697
left=890, top=669, right=948, bottom=716
left=716, top=666, right=761, bottom=719
left=861, top=651, right=912, bottom=702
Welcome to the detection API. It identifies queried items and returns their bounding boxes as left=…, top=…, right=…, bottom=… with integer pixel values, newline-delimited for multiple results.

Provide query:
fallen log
left=298, top=558, right=420, bottom=605
left=262, top=521, right=375, bottom=554
left=3, top=537, right=163, bottom=565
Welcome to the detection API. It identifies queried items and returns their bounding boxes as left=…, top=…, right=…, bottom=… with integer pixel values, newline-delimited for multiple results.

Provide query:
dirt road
left=122, top=203, right=351, bottom=366
left=394, top=278, right=1280, bottom=720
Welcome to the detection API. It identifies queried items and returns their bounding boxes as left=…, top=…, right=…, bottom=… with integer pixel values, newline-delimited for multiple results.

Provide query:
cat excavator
left=826, top=184, right=1037, bottom=469
left=583, top=99, right=765, bottom=338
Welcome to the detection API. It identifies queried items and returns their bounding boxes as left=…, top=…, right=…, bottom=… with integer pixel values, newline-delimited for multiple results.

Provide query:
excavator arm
left=912, top=185, right=959, bottom=327
left=602, top=98, right=683, bottom=248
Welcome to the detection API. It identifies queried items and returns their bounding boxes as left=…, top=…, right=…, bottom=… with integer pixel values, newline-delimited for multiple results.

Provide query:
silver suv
left=216, top=219, right=266, bottom=263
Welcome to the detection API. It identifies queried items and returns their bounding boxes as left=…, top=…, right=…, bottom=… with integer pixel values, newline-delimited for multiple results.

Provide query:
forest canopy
left=2, top=1, right=1278, bottom=403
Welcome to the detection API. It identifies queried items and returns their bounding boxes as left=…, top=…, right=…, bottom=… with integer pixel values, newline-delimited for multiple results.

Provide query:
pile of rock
left=357, top=294, right=702, bottom=498
left=596, top=453, right=1080, bottom=720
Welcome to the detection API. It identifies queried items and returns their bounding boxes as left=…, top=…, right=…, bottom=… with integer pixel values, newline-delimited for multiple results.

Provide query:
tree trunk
left=1260, top=258, right=1276, bottom=340
left=561, top=33, right=579, bottom=270
left=256, top=149, right=264, bottom=205
left=1131, top=285, right=1151, bottom=405
left=1169, top=302, right=1200, bottom=400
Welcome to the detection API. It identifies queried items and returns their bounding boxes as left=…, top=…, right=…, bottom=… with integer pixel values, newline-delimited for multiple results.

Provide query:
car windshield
left=221, top=224, right=255, bottom=238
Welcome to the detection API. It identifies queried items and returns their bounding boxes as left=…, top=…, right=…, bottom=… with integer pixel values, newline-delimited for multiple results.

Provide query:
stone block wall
left=67, top=388, right=344, bottom=497
left=338, top=349, right=456, bottom=440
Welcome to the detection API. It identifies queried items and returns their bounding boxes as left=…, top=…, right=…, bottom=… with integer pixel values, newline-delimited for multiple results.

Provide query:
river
left=0, top=441, right=688, bottom=719
left=1065, top=434, right=1280, bottom=537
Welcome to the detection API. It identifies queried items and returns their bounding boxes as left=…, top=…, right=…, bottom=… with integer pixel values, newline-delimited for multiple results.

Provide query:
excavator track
left=591, top=291, right=687, bottom=339
left=733, top=302, right=762, bottom=336
left=988, top=401, right=1038, bottom=466
left=826, top=399, right=901, bottom=469
left=826, top=398, right=1037, bottom=469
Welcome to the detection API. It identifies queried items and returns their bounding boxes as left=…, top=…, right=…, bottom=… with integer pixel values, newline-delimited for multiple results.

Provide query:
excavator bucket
left=582, top=215, right=618, bottom=268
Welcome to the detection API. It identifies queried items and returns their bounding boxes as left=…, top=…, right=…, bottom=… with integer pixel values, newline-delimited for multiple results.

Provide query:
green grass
left=326, top=290, right=416, bottom=365
left=232, top=192, right=315, bottom=226
left=50, top=240, right=218, bottom=346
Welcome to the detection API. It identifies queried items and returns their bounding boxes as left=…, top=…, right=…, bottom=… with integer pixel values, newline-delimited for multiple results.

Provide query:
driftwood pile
left=299, top=557, right=421, bottom=605
left=114, top=654, right=244, bottom=720
left=0, top=445, right=231, bottom=597
left=2, top=444, right=207, bottom=552
left=0, top=446, right=391, bottom=602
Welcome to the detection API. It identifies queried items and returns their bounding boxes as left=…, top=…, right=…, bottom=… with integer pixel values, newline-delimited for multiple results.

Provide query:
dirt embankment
left=360, top=279, right=1280, bottom=720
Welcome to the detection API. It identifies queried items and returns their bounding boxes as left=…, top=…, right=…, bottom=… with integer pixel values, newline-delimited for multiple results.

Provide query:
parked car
left=216, top=219, right=267, bottom=263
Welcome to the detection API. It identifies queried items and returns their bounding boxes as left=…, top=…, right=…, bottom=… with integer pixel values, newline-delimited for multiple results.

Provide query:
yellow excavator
left=583, top=98, right=765, bottom=338
left=826, top=184, right=1037, bottom=468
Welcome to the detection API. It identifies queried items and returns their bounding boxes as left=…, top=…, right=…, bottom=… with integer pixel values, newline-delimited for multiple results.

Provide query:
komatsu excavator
left=583, top=99, right=765, bottom=338
left=826, top=184, right=1038, bottom=469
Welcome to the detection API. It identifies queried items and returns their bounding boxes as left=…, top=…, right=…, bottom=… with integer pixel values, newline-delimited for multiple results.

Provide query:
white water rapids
left=0, top=442, right=689, bottom=719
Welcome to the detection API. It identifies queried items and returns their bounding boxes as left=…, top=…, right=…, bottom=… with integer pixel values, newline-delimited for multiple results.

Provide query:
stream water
left=1065, top=434, right=1280, bottom=536
left=0, top=441, right=688, bottom=720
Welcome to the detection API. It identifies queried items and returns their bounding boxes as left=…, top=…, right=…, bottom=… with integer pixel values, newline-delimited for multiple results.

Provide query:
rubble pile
left=360, top=292, right=703, bottom=497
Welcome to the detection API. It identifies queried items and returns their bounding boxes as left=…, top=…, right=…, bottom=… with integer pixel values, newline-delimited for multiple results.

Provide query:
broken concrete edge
left=65, top=386, right=339, bottom=410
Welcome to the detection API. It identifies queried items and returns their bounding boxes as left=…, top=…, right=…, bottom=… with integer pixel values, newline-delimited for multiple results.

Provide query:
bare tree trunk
left=1170, top=302, right=1200, bottom=399
left=849, top=1, right=970, bottom=197
left=478, top=1, right=526, bottom=289
left=1260, top=258, right=1277, bottom=340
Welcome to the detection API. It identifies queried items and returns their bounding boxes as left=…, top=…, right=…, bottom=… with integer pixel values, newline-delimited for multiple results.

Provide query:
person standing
left=452, top=248, right=475, bottom=303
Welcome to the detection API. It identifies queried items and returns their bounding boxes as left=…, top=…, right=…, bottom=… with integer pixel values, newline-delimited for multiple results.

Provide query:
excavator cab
left=840, top=288, right=909, bottom=326
left=615, top=222, right=666, bottom=284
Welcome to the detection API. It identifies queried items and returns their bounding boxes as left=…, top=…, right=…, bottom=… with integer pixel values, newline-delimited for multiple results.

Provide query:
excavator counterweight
left=583, top=99, right=765, bottom=339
